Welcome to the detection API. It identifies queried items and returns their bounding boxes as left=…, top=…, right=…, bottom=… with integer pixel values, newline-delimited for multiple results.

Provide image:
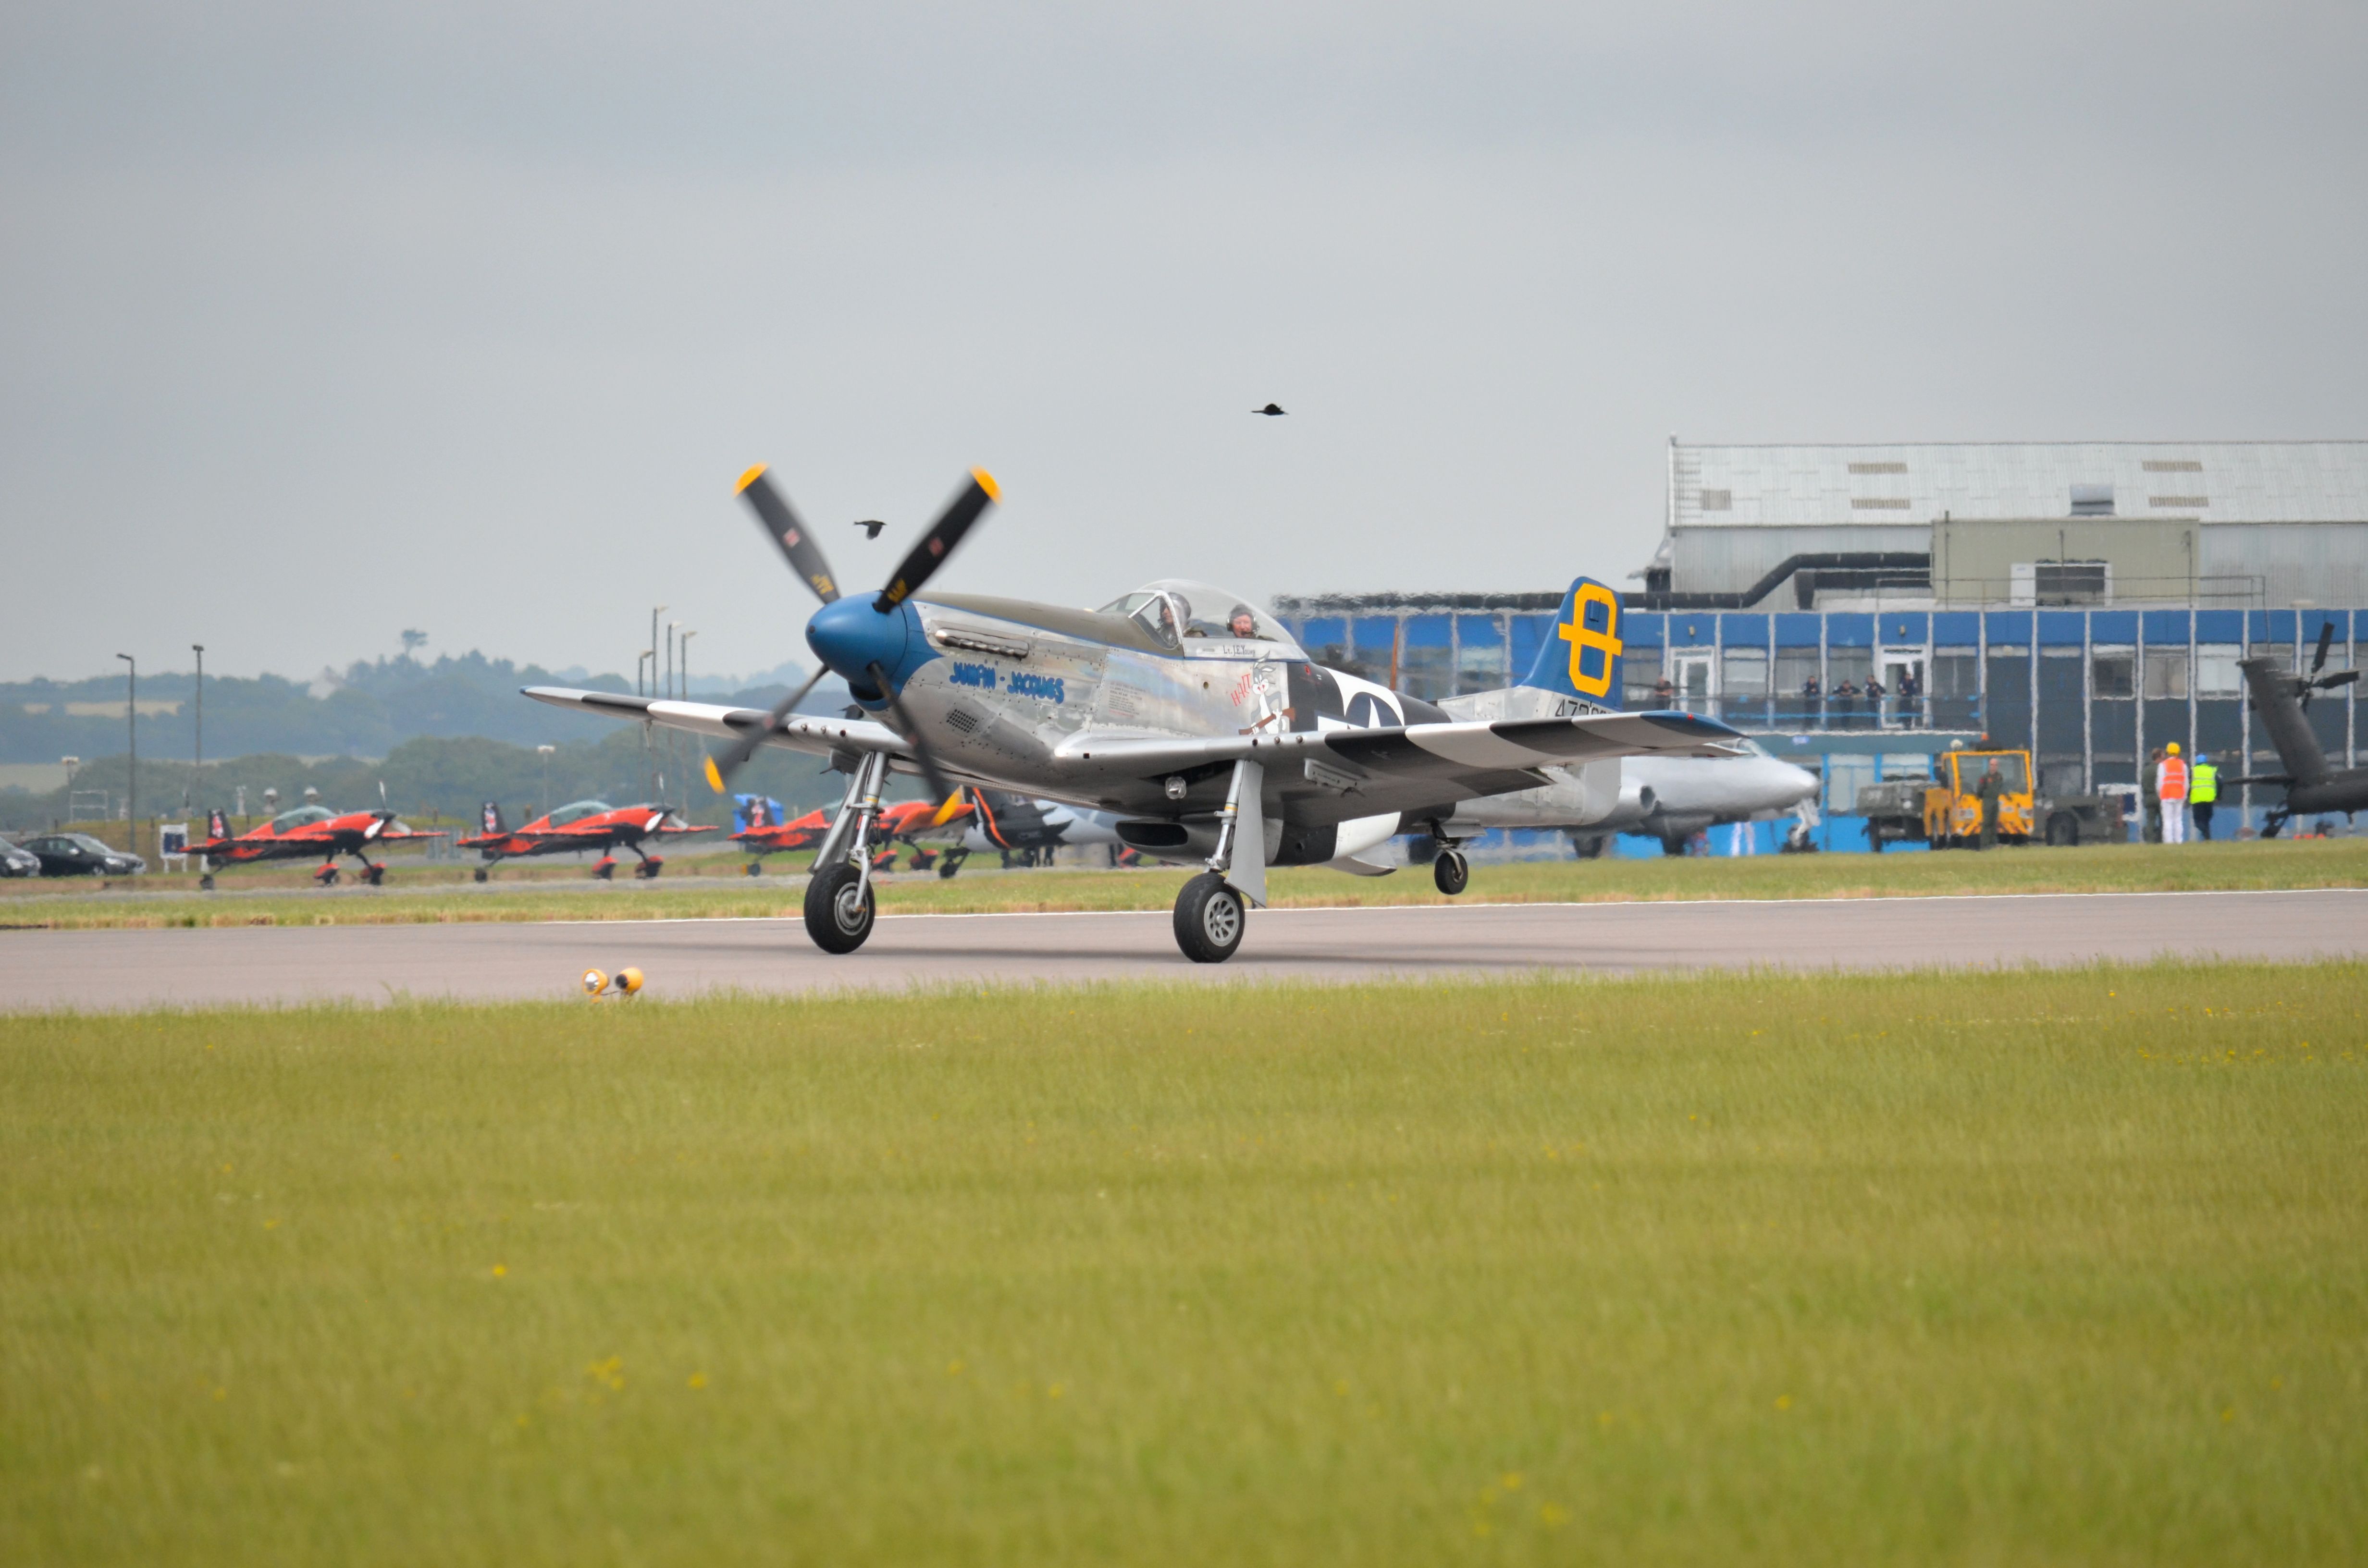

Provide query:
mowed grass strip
left=2, top=964, right=2364, bottom=1566
left=6, top=835, right=2366, bottom=930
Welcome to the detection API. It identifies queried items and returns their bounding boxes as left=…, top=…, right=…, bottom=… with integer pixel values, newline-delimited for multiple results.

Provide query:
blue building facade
left=1271, top=599, right=2362, bottom=841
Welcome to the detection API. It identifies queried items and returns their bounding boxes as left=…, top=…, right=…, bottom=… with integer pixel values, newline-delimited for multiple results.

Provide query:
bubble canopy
left=1096, top=580, right=1298, bottom=650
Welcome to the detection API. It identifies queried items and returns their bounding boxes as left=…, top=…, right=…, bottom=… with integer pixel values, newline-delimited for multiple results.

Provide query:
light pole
left=116, top=653, right=136, bottom=854
left=191, top=644, right=205, bottom=810
left=680, top=629, right=697, bottom=698
left=60, top=756, right=78, bottom=830
left=537, top=744, right=555, bottom=818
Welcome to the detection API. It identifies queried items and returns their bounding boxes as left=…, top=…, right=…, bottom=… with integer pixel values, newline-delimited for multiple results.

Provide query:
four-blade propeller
left=2299, top=623, right=2360, bottom=711
left=703, top=465, right=998, bottom=795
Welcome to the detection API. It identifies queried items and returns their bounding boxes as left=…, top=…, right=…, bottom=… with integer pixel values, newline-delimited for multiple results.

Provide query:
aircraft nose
left=1777, top=761, right=1818, bottom=802
left=806, top=597, right=912, bottom=698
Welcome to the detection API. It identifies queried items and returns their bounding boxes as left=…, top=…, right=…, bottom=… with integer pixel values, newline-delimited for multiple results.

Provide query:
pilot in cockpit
left=1227, top=605, right=1258, bottom=638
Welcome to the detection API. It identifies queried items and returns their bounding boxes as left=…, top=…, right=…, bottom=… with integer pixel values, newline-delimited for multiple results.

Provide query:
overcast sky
left=5, top=1, right=2364, bottom=683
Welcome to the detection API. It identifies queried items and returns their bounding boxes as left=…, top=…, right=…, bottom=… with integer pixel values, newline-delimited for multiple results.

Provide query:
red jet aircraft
left=457, top=799, right=717, bottom=881
left=192, top=804, right=447, bottom=889
left=731, top=804, right=830, bottom=875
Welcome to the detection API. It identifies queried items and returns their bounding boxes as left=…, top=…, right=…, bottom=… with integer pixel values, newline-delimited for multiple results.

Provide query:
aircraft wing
left=1061, top=710, right=1746, bottom=783
left=523, top=688, right=904, bottom=760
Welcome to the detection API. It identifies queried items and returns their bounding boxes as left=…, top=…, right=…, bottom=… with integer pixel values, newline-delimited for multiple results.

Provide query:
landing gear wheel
left=592, top=859, right=616, bottom=881
left=937, top=857, right=961, bottom=880
left=635, top=858, right=663, bottom=880
left=1172, top=871, right=1246, bottom=964
left=198, top=874, right=215, bottom=890
left=746, top=860, right=764, bottom=877
left=1432, top=849, right=1469, bottom=896
left=473, top=867, right=488, bottom=883
left=803, top=861, right=876, bottom=955
left=318, top=867, right=340, bottom=887
left=362, top=864, right=385, bottom=886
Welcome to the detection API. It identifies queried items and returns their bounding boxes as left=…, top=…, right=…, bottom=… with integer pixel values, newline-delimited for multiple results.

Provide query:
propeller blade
left=867, top=660, right=954, bottom=803
left=704, top=667, right=828, bottom=793
left=2310, top=622, right=2334, bottom=675
left=875, top=469, right=999, bottom=612
left=927, top=789, right=966, bottom=828
left=736, top=466, right=842, bottom=605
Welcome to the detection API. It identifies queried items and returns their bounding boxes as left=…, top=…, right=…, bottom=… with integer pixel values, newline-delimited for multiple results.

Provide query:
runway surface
left=2, top=889, right=2362, bottom=1011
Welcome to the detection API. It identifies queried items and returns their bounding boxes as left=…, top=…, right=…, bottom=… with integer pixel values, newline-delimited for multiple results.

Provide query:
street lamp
left=60, top=756, right=79, bottom=829
left=191, top=643, right=205, bottom=810
left=116, top=653, right=136, bottom=854
left=537, top=744, right=555, bottom=817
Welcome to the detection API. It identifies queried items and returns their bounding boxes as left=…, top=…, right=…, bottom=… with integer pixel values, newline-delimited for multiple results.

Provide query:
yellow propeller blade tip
left=929, top=790, right=964, bottom=827
left=735, top=464, right=769, bottom=494
left=703, top=756, right=726, bottom=794
left=971, top=468, right=1001, bottom=502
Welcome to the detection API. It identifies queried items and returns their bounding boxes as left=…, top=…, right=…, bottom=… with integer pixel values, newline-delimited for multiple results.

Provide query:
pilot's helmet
left=1228, top=604, right=1256, bottom=631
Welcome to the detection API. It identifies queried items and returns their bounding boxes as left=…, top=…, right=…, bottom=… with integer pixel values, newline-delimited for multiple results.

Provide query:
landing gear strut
left=1171, top=758, right=1264, bottom=962
left=803, top=752, right=888, bottom=954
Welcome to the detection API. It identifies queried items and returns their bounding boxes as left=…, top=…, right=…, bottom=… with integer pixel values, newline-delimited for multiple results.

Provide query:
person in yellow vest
left=2189, top=752, right=2220, bottom=840
left=2156, top=741, right=2190, bottom=844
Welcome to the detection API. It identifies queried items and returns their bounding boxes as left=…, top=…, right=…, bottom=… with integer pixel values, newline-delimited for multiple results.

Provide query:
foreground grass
left=3, top=963, right=2364, bottom=1565
left=5, top=836, right=2366, bottom=930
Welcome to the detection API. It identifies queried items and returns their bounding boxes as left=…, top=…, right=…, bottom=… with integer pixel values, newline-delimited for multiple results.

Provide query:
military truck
left=1856, top=746, right=2125, bottom=849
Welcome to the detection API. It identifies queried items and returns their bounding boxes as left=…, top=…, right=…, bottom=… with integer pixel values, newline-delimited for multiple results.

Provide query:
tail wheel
left=1432, top=849, right=1469, bottom=895
left=803, top=862, right=876, bottom=954
left=1173, top=872, right=1245, bottom=963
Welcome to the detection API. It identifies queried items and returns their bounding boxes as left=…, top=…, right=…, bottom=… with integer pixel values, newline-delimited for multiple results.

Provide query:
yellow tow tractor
left=1860, top=743, right=2127, bottom=849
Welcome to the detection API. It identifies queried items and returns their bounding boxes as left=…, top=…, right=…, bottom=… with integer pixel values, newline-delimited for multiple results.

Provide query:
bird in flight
left=853, top=519, right=888, bottom=539
left=1254, top=403, right=1286, bottom=416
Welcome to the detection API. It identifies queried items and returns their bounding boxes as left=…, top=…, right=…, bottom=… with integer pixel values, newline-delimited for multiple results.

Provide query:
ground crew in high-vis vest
left=2156, top=742, right=2190, bottom=845
left=2189, top=753, right=2220, bottom=841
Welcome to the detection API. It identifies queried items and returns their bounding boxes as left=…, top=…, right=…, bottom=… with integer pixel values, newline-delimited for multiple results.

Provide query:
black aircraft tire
left=1432, top=850, right=1470, bottom=896
left=803, top=862, right=876, bottom=955
left=199, top=874, right=214, bottom=891
left=746, top=861, right=763, bottom=877
left=937, top=858, right=960, bottom=879
left=473, top=868, right=488, bottom=883
left=1173, top=872, right=1245, bottom=964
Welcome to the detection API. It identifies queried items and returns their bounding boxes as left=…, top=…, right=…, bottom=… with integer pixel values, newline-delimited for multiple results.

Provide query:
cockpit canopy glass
left=546, top=801, right=612, bottom=827
left=269, top=806, right=334, bottom=833
left=1095, top=581, right=1297, bottom=650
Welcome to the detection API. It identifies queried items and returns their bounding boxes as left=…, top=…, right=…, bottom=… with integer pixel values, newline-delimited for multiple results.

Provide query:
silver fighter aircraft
left=526, top=465, right=1744, bottom=962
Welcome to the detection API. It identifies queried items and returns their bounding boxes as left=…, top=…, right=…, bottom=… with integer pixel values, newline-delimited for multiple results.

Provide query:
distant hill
left=0, top=652, right=835, bottom=766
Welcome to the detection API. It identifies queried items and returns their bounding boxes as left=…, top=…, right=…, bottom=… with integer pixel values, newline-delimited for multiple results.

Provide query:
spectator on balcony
left=1653, top=676, right=1676, bottom=707
left=1832, top=676, right=1859, bottom=728
left=1865, top=674, right=1887, bottom=726
left=1896, top=667, right=1921, bottom=727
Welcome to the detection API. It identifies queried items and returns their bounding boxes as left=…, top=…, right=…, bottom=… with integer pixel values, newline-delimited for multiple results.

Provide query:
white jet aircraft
left=526, top=466, right=1744, bottom=963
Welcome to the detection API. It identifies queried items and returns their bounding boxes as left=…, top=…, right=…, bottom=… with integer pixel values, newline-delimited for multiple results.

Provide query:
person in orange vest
left=2156, top=741, right=2190, bottom=844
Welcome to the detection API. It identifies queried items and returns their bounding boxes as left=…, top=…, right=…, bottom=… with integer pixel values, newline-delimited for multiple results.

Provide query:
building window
left=2195, top=645, right=2244, bottom=697
left=2091, top=649, right=2135, bottom=699
left=1776, top=649, right=1821, bottom=695
left=2142, top=649, right=2187, bottom=699
left=2070, top=483, right=2114, bottom=516
left=1930, top=650, right=1980, bottom=698
left=1720, top=647, right=1767, bottom=695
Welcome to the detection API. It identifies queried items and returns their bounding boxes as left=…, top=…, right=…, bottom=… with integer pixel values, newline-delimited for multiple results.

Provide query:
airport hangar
left=1272, top=439, right=2368, bottom=852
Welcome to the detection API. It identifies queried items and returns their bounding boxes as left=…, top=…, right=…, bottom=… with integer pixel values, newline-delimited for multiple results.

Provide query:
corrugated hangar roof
left=1673, top=440, right=2368, bottom=528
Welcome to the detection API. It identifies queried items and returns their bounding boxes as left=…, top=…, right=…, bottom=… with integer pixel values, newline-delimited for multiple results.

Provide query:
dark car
left=0, top=837, right=39, bottom=878
left=22, top=833, right=146, bottom=877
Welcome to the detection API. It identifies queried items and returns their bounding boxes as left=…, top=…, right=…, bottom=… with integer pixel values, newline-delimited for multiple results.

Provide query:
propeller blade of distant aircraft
left=736, top=466, right=842, bottom=605
left=868, top=661, right=954, bottom=803
left=927, top=789, right=965, bottom=828
left=704, top=667, right=828, bottom=793
left=875, top=470, right=999, bottom=612
left=2311, top=623, right=2334, bottom=675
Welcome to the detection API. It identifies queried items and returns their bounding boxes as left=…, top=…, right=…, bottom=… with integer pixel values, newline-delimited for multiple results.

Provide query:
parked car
left=0, top=837, right=40, bottom=878
left=21, top=833, right=146, bottom=876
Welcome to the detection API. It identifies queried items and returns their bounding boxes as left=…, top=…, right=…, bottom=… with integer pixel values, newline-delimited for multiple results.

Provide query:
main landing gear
left=801, top=752, right=890, bottom=954
left=1170, top=758, right=1267, bottom=963
left=1432, top=848, right=1469, bottom=895
left=316, top=857, right=388, bottom=888
left=935, top=848, right=969, bottom=880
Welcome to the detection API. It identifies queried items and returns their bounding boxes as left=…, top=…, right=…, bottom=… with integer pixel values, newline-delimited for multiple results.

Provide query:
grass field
left=4, top=962, right=2364, bottom=1563
left=5, top=836, right=2366, bottom=930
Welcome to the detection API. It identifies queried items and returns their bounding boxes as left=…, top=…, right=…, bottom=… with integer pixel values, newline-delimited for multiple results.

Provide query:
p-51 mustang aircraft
left=190, top=803, right=446, bottom=889
left=525, top=464, right=1743, bottom=962
left=456, top=799, right=717, bottom=880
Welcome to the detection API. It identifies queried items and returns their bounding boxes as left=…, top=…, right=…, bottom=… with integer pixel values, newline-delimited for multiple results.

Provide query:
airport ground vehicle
left=1858, top=747, right=2124, bottom=849
left=20, top=832, right=145, bottom=876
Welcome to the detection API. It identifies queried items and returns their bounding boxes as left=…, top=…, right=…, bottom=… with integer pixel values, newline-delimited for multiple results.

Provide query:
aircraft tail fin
left=207, top=807, right=230, bottom=841
left=480, top=800, right=506, bottom=836
left=2239, top=657, right=2331, bottom=787
left=1517, top=576, right=1628, bottom=710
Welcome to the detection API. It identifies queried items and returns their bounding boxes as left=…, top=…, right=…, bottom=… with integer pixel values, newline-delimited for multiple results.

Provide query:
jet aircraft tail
left=479, top=801, right=507, bottom=836
left=1516, top=576, right=1628, bottom=711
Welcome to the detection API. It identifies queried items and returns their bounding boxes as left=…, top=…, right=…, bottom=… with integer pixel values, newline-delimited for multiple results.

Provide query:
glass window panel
left=1720, top=648, right=1768, bottom=695
left=1399, top=643, right=1455, bottom=701
left=1930, top=652, right=1980, bottom=698
left=2195, top=645, right=2243, bottom=697
left=2142, top=649, right=2187, bottom=699
left=1775, top=650, right=1821, bottom=694
left=2091, top=649, right=2135, bottom=699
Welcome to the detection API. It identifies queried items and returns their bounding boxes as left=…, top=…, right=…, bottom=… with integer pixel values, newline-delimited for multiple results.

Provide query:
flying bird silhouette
left=1254, top=403, right=1286, bottom=416
left=853, top=519, right=888, bottom=539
